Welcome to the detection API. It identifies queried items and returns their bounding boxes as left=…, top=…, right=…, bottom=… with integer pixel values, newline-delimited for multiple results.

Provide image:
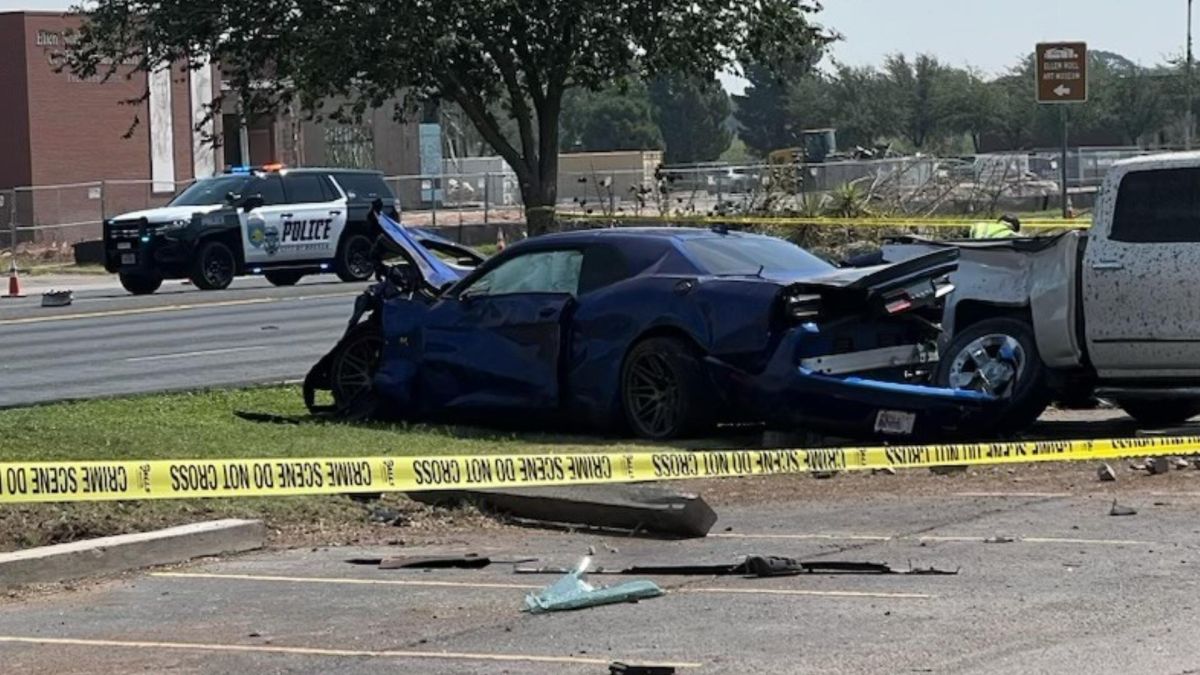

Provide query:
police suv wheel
left=336, top=232, right=374, bottom=282
left=190, top=240, right=236, bottom=290
left=118, top=272, right=163, bottom=295
left=264, top=270, right=304, bottom=287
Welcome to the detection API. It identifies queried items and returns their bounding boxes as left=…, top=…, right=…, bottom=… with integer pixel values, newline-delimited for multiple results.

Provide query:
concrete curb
left=0, top=519, right=267, bottom=587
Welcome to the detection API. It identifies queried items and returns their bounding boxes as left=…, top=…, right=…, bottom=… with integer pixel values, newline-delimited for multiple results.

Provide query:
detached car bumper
left=708, top=333, right=999, bottom=440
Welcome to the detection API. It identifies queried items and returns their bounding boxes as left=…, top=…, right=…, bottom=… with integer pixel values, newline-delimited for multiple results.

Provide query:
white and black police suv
left=102, top=165, right=398, bottom=294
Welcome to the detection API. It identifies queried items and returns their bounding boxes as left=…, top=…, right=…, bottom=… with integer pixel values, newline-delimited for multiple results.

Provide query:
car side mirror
left=240, top=195, right=265, bottom=212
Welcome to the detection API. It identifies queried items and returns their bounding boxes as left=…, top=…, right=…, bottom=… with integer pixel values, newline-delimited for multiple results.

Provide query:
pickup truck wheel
left=330, top=322, right=384, bottom=417
left=264, top=270, right=304, bottom=287
left=335, top=232, right=374, bottom=282
left=936, top=318, right=1050, bottom=433
left=621, top=337, right=710, bottom=440
left=189, top=240, right=236, bottom=290
left=118, top=272, right=162, bottom=295
left=1117, top=399, right=1200, bottom=427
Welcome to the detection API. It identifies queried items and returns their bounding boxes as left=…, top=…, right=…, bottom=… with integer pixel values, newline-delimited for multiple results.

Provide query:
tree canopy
left=67, top=0, right=832, bottom=232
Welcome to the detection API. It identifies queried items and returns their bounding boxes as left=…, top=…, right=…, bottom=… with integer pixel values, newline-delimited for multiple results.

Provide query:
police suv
left=102, top=165, right=398, bottom=294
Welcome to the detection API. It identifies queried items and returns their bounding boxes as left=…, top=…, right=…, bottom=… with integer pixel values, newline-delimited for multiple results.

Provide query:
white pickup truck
left=884, top=152, right=1200, bottom=432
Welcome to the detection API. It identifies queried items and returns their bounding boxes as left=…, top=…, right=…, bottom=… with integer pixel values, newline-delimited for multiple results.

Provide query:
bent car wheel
left=189, top=240, right=236, bottom=290
left=935, top=317, right=1050, bottom=434
left=119, top=272, right=162, bottom=295
left=621, top=337, right=709, bottom=440
left=330, top=322, right=384, bottom=417
left=1117, top=399, right=1200, bottom=428
left=264, top=270, right=304, bottom=287
left=336, top=232, right=374, bottom=282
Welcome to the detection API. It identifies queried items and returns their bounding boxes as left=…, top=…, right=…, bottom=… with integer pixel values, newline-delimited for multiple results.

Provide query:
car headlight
left=152, top=219, right=189, bottom=236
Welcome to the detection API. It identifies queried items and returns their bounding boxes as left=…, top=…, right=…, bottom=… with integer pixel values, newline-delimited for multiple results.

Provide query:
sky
left=3, top=0, right=1191, bottom=94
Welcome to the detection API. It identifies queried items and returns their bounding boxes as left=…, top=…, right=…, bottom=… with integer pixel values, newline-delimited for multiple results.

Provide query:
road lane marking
left=125, top=346, right=269, bottom=363
left=0, top=291, right=360, bottom=326
left=711, top=532, right=1157, bottom=546
left=154, top=571, right=541, bottom=590
left=0, top=636, right=702, bottom=668
left=152, top=572, right=931, bottom=600
left=679, top=588, right=932, bottom=599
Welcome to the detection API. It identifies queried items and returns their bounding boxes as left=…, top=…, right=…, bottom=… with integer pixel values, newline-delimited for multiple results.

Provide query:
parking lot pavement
left=4, top=491, right=1200, bottom=674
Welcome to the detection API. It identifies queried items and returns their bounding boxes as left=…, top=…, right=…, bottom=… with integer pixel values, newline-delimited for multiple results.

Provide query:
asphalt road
left=5, top=486, right=1200, bottom=674
left=0, top=274, right=366, bottom=407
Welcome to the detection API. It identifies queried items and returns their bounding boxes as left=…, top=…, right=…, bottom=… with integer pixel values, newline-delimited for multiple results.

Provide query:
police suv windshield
left=169, top=175, right=253, bottom=207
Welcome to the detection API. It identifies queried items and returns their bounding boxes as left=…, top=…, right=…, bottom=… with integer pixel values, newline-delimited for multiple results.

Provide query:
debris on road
left=1109, top=500, right=1138, bottom=517
left=346, top=554, right=539, bottom=569
left=982, top=536, right=1016, bottom=544
left=872, top=467, right=897, bottom=476
left=522, top=557, right=663, bottom=614
left=1146, top=456, right=1171, bottom=475
left=610, top=662, right=677, bottom=675
left=515, top=555, right=957, bottom=577
left=409, top=485, right=718, bottom=538
left=40, top=289, right=73, bottom=307
left=1171, top=457, right=1191, bottom=470
left=1097, top=463, right=1116, bottom=482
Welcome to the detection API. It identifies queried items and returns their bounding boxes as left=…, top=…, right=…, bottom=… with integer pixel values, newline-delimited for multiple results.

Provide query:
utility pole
left=1188, top=0, right=1194, bottom=150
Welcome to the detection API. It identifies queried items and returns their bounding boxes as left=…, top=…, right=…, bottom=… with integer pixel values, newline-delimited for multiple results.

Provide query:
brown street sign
left=1037, top=42, right=1088, bottom=103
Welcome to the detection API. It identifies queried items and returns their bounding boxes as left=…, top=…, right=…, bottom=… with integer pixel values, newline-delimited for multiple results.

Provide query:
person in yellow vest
left=969, top=214, right=1021, bottom=239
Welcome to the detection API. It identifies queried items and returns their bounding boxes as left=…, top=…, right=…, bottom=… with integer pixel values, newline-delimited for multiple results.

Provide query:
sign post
left=1036, top=42, right=1088, bottom=218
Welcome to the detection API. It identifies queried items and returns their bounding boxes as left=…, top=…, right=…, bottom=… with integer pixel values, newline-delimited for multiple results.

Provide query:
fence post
left=483, top=172, right=491, bottom=226
left=430, top=176, right=438, bottom=228
left=100, top=180, right=108, bottom=224
left=7, top=190, right=16, bottom=256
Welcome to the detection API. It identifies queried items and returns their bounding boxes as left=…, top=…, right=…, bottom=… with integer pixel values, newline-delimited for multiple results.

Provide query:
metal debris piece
left=1171, top=457, right=1191, bottom=470
left=610, top=663, right=676, bottom=675
left=1097, top=463, right=1116, bottom=482
left=873, top=467, right=897, bottom=476
left=40, top=289, right=73, bottom=307
left=982, top=536, right=1016, bottom=544
left=522, top=557, right=663, bottom=614
left=1146, top=457, right=1171, bottom=475
left=515, top=555, right=957, bottom=577
left=1109, top=500, right=1138, bottom=517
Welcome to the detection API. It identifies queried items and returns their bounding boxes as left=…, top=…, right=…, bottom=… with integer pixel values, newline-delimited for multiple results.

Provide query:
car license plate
left=121, top=253, right=137, bottom=265
left=117, top=242, right=132, bottom=250
left=874, top=410, right=916, bottom=435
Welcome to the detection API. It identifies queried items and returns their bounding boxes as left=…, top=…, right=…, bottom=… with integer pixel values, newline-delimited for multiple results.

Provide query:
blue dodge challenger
left=304, top=212, right=994, bottom=440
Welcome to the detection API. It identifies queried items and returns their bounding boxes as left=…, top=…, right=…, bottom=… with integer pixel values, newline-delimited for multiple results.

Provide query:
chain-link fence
left=0, top=147, right=1162, bottom=259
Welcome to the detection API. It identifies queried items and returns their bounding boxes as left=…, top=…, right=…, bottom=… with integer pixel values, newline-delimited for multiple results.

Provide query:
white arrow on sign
left=1054, top=84, right=1072, bottom=97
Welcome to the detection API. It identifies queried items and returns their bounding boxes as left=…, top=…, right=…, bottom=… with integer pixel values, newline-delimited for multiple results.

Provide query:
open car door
left=420, top=248, right=584, bottom=412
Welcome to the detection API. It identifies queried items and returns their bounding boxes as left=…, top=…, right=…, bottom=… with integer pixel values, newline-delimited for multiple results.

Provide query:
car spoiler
left=791, top=248, right=958, bottom=296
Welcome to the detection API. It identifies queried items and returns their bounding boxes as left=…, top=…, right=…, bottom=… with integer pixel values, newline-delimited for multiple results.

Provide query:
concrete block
left=0, top=519, right=266, bottom=587
left=409, top=485, right=718, bottom=538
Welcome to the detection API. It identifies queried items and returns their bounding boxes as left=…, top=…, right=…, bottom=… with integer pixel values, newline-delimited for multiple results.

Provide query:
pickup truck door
left=1083, top=166, right=1200, bottom=378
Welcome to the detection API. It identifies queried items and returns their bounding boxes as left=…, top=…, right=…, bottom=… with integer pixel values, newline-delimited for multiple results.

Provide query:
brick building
left=0, top=11, right=421, bottom=245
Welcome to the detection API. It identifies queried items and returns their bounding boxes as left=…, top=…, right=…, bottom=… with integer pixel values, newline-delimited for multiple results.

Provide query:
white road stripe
left=125, top=346, right=268, bottom=363
left=710, top=532, right=1158, bottom=546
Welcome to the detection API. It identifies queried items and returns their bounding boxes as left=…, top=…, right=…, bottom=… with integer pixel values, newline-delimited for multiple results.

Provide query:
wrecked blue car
left=303, top=210, right=994, bottom=440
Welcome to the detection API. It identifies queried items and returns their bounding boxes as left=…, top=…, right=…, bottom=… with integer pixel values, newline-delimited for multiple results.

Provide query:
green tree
left=822, top=63, right=890, bottom=149
left=881, top=54, right=955, bottom=149
left=648, top=75, right=732, bottom=164
left=560, top=82, right=662, bottom=152
left=66, top=0, right=832, bottom=234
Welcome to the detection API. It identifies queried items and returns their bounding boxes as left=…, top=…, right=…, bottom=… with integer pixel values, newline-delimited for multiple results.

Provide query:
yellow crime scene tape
left=0, top=435, right=1195, bottom=504
left=564, top=213, right=1091, bottom=230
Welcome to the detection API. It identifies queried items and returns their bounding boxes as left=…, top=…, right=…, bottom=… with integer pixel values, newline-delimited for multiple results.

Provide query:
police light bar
left=224, top=163, right=286, bottom=175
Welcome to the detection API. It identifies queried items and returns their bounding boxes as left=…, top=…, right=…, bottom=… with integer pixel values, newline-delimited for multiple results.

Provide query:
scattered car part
left=610, top=663, right=677, bottom=675
left=515, top=556, right=957, bottom=577
left=408, top=485, right=718, bottom=539
left=522, top=557, right=663, bottom=614
left=40, top=289, right=73, bottom=307
left=1109, top=500, right=1138, bottom=517
left=1097, top=463, right=1116, bottom=482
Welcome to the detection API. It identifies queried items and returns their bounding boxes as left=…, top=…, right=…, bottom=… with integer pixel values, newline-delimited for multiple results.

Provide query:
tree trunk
left=521, top=178, right=557, bottom=236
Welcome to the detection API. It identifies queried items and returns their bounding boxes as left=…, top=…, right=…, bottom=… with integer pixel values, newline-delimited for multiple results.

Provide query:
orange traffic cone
left=496, top=227, right=507, bottom=251
left=3, top=261, right=23, bottom=298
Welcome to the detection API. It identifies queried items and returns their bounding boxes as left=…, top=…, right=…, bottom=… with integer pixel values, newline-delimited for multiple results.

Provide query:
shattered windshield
left=683, top=236, right=833, bottom=277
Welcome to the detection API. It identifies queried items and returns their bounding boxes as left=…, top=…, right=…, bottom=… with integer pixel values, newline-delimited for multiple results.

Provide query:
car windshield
left=683, top=235, right=833, bottom=276
left=168, top=176, right=252, bottom=206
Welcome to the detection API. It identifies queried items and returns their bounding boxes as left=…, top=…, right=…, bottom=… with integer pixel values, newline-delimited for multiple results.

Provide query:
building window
left=324, top=125, right=375, bottom=169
